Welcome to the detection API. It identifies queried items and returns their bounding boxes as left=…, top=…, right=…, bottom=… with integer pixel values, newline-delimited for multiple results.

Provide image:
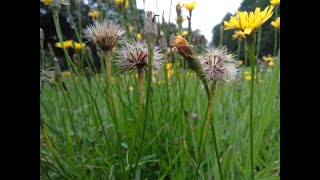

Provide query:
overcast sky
left=136, top=0, right=243, bottom=44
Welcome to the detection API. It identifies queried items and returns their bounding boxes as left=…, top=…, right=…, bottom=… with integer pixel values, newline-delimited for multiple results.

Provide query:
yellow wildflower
left=73, top=42, right=86, bottom=51
left=263, top=54, right=274, bottom=63
left=41, top=0, right=52, bottom=5
left=166, top=63, right=173, bottom=70
left=224, top=5, right=274, bottom=35
left=115, top=0, right=123, bottom=7
left=55, top=40, right=73, bottom=48
left=167, top=69, right=174, bottom=79
left=270, top=0, right=280, bottom=6
left=136, top=33, right=142, bottom=40
left=232, top=30, right=245, bottom=40
left=238, top=60, right=244, bottom=65
left=124, top=0, right=129, bottom=10
left=183, top=1, right=198, bottom=13
left=129, top=25, right=134, bottom=32
left=61, top=71, right=71, bottom=78
left=244, top=71, right=250, bottom=75
left=271, top=17, right=280, bottom=29
left=88, top=10, right=100, bottom=21
left=245, top=75, right=251, bottom=81
left=129, top=86, right=134, bottom=91
left=269, top=61, right=274, bottom=67
left=182, top=30, right=188, bottom=36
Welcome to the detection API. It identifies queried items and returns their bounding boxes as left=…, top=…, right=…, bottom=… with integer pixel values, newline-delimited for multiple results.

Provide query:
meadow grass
left=40, top=60, right=279, bottom=179
left=40, top=1, right=280, bottom=179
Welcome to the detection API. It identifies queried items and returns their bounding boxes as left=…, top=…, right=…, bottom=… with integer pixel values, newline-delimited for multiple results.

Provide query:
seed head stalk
left=104, top=50, right=126, bottom=176
left=195, top=80, right=223, bottom=180
left=133, top=41, right=155, bottom=175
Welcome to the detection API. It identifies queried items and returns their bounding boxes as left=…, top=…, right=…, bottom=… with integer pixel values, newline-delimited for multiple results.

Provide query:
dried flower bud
left=159, top=30, right=168, bottom=53
left=40, top=28, right=44, bottom=49
left=143, top=11, right=158, bottom=44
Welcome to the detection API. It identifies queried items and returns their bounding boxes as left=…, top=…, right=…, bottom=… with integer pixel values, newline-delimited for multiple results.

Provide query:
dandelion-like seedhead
left=40, top=58, right=57, bottom=88
left=115, top=40, right=163, bottom=72
left=199, top=47, right=240, bottom=84
left=83, top=20, right=125, bottom=51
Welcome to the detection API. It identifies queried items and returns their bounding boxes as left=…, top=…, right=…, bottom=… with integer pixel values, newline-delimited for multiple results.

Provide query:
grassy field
left=40, top=0, right=280, bottom=179
left=40, top=61, right=280, bottom=179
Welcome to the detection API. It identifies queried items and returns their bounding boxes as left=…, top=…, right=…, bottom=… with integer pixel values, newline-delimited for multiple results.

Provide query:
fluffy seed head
left=83, top=20, right=125, bottom=51
left=199, top=46, right=239, bottom=84
left=115, top=40, right=163, bottom=72
left=40, top=58, right=57, bottom=88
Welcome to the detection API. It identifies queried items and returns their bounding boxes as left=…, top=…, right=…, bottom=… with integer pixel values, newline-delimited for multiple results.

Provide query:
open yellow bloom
left=166, top=63, right=173, bottom=69
left=175, top=16, right=186, bottom=24
left=182, top=30, right=188, bottom=36
left=55, top=40, right=73, bottom=48
left=115, top=0, right=123, bottom=7
left=238, top=60, right=244, bottom=65
left=269, top=61, right=274, bottom=67
left=183, top=1, right=198, bottom=13
left=245, top=75, right=251, bottom=81
left=270, top=0, right=280, bottom=6
left=41, top=0, right=52, bottom=5
left=224, top=5, right=274, bottom=35
left=88, top=10, right=100, bottom=21
left=136, top=33, right=142, bottom=40
left=263, top=54, right=274, bottom=63
left=73, top=42, right=86, bottom=51
left=271, top=17, right=280, bottom=29
left=232, top=30, right=245, bottom=40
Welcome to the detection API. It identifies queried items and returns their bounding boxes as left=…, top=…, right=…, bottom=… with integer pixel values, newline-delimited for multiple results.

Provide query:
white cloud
left=136, top=0, right=243, bottom=44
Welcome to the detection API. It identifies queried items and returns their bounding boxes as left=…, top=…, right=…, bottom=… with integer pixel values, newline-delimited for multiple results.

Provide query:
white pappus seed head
left=115, top=40, right=163, bottom=72
left=83, top=20, right=125, bottom=51
left=199, top=46, right=240, bottom=84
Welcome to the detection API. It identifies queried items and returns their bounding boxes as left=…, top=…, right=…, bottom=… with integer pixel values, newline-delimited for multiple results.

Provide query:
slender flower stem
left=104, top=50, right=126, bottom=176
left=133, top=42, right=154, bottom=174
left=237, top=40, right=241, bottom=61
left=127, top=67, right=144, bottom=178
left=246, top=33, right=256, bottom=180
left=210, top=115, right=223, bottom=180
left=138, top=67, right=143, bottom=122
left=195, top=80, right=222, bottom=180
